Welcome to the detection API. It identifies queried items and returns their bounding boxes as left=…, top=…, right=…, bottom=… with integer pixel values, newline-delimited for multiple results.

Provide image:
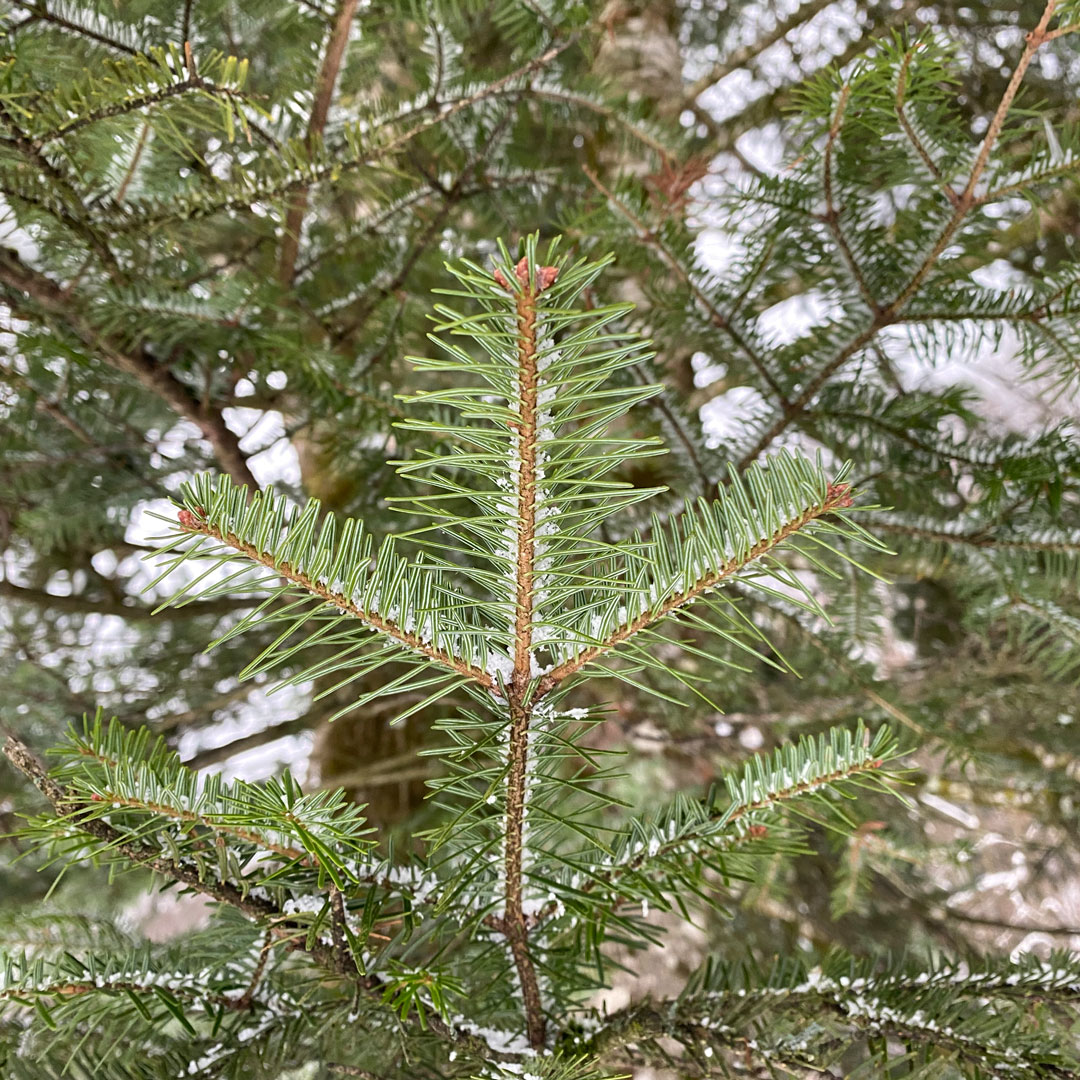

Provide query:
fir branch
left=10, top=1, right=140, bottom=56
left=33, top=74, right=248, bottom=146
left=582, top=166, right=789, bottom=406
left=870, top=518, right=1080, bottom=554
left=735, top=2, right=1079, bottom=471
left=684, top=0, right=834, bottom=104
left=894, top=44, right=960, bottom=208
left=175, top=510, right=497, bottom=695
left=822, top=84, right=881, bottom=313
left=1, top=735, right=310, bottom=944
left=535, top=479, right=858, bottom=697
left=0, top=248, right=259, bottom=491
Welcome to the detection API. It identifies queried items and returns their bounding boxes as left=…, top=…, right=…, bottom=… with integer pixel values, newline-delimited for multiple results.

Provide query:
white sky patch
left=757, top=290, right=843, bottom=347
left=700, top=384, right=767, bottom=447
left=223, top=406, right=302, bottom=488
left=208, top=731, right=315, bottom=783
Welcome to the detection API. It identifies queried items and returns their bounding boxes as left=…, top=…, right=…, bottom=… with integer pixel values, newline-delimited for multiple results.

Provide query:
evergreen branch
left=0, top=249, right=259, bottom=491
left=117, top=38, right=577, bottom=232
left=736, top=2, right=1077, bottom=471
left=0, top=735, right=328, bottom=958
left=528, top=88, right=674, bottom=158
left=894, top=44, right=960, bottom=207
left=0, top=973, right=256, bottom=1014
left=0, top=736, right=523, bottom=1067
left=535, top=475, right=859, bottom=696
left=535, top=724, right=896, bottom=929
left=34, top=73, right=248, bottom=146
left=889, top=0, right=1062, bottom=313
left=591, top=951, right=1080, bottom=1074
left=328, top=108, right=518, bottom=344
left=870, top=518, right=1080, bottom=554
left=278, top=0, right=360, bottom=286
left=582, top=166, right=789, bottom=405
left=684, top=0, right=834, bottom=103
left=10, top=1, right=140, bottom=56
left=822, top=84, right=881, bottom=312
left=0, top=101, right=121, bottom=273
left=173, top=499, right=497, bottom=695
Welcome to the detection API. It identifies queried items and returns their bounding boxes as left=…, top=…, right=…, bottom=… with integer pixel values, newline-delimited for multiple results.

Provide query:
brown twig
left=502, top=266, right=548, bottom=1051
left=278, top=0, right=360, bottom=285
left=233, top=929, right=274, bottom=1010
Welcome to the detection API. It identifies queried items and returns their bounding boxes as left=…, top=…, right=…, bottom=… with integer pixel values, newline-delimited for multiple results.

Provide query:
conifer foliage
left=4, top=241, right=1080, bottom=1078
left=4, top=0, right=1080, bottom=1077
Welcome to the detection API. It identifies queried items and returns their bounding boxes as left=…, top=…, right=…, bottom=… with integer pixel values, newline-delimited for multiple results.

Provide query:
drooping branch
left=0, top=248, right=259, bottom=492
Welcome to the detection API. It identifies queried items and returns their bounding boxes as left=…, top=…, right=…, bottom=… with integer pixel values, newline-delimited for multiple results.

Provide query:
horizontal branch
left=530, top=739, right=888, bottom=931
left=34, top=76, right=250, bottom=145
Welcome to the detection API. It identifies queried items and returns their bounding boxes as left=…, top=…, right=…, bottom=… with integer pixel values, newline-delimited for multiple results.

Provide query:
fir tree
left=3, top=1, right=1080, bottom=1077
left=4, top=237, right=1080, bottom=1078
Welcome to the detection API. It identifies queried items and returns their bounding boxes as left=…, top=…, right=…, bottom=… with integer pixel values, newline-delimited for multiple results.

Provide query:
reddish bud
left=870, top=759, right=884, bottom=769
left=535, top=265, right=559, bottom=292
left=493, top=258, right=559, bottom=295
left=747, top=824, right=769, bottom=839
left=177, top=510, right=198, bottom=529
left=90, top=793, right=104, bottom=801
left=825, top=482, right=854, bottom=509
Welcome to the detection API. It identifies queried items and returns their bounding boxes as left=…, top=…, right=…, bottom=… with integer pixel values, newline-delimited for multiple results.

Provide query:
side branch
left=177, top=517, right=496, bottom=694
left=0, top=734, right=518, bottom=1064
left=735, top=0, right=1073, bottom=470
left=534, top=748, right=888, bottom=932
left=0, top=735, right=344, bottom=970
left=0, top=248, right=259, bottom=492
left=536, top=484, right=854, bottom=696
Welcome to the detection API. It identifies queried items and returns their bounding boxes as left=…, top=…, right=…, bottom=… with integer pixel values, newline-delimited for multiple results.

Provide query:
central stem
left=503, top=277, right=546, bottom=1050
